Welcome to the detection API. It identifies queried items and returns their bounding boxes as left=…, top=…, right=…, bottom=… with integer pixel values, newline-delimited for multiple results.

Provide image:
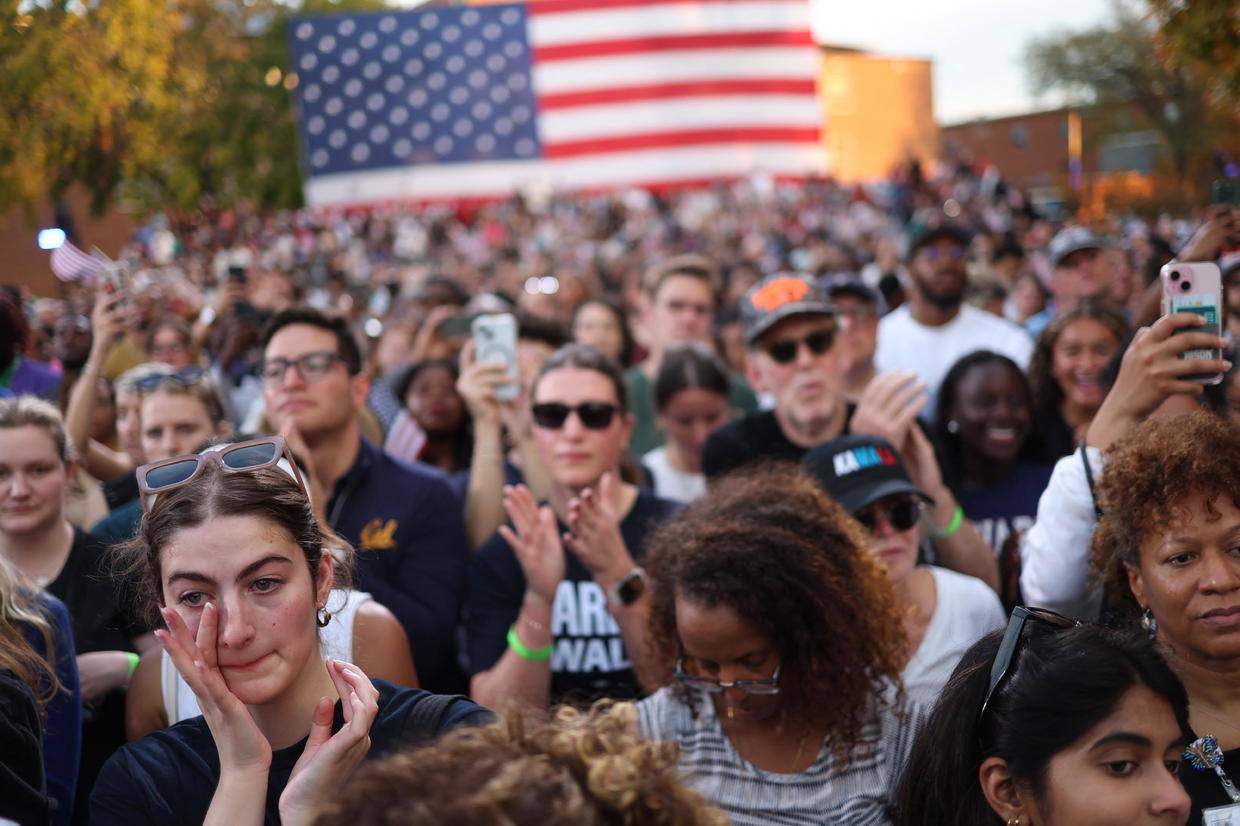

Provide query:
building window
left=1010, top=123, right=1029, bottom=148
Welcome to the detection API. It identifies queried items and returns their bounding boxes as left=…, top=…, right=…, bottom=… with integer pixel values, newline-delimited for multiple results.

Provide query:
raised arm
left=66, top=291, right=134, bottom=481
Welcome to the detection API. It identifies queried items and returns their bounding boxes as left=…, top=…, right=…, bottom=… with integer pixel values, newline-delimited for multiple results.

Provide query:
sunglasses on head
left=136, top=435, right=307, bottom=512
left=531, top=401, right=620, bottom=430
left=978, top=605, right=1079, bottom=725
left=135, top=366, right=208, bottom=393
left=764, top=328, right=835, bottom=365
left=855, top=497, right=923, bottom=533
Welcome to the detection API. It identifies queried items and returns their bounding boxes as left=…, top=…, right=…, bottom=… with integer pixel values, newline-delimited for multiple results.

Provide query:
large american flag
left=288, top=0, right=825, bottom=207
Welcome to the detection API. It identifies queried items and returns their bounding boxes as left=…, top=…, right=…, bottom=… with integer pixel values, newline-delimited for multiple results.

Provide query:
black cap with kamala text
left=801, top=434, right=932, bottom=515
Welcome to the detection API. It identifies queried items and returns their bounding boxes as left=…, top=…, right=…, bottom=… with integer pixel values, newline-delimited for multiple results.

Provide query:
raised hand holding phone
left=1160, top=262, right=1225, bottom=385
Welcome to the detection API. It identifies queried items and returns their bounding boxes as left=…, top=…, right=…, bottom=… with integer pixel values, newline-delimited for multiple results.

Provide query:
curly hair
left=311, top=702, right=730, bottom=826
left=1090, top=412, right=1240, bottom=623
left=1027, top=301, right=1128, bottom=414
left=644, top=464, right=908, bottom=766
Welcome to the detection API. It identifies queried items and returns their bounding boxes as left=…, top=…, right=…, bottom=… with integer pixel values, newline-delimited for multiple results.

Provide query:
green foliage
left=1024, top=1, right=1227, bottom=185
left=1, top=0, right=391, bottom=219
left=1147, top=0, right=1240, bottom=115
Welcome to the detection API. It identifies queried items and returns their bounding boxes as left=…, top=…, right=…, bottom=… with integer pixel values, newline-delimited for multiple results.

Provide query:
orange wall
left=818, top=50, right=939, bottom=182
left=0, top=187, right=135, bottom=297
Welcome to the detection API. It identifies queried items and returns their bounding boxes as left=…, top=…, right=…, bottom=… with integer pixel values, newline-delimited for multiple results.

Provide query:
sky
left=809, top=0, right=1116, bottom=124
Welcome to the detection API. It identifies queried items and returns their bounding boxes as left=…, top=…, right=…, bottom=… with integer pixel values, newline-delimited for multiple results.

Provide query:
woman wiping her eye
left=91, top=435, right=489, bottom=826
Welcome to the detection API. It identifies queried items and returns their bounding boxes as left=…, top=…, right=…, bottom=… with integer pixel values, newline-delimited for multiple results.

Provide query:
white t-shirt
left=903, top=566, right=1005, bottom=705
left=642, top=446, right=707, bottom=504
left=875, top=304, right=1034, bottom=409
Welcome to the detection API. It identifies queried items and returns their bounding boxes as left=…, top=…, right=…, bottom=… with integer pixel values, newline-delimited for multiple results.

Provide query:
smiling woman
left=92, top=437, right=489, bottom=826
left=933, top=350, right=1054, bottom=605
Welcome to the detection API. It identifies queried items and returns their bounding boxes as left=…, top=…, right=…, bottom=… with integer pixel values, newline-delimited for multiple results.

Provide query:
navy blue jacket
left=326, top=437, right=468, bottom=691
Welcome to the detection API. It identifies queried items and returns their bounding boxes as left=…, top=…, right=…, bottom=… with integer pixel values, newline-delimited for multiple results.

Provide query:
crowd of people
left=2, top=157, right=1240, bottom=825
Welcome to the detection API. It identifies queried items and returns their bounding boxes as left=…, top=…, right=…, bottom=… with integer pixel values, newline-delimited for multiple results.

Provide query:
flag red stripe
left=543, top=126, right=821, bottom=158
left=533, top=30, right=813, bottom=62
left=527, top=0, right=781, bottom=16
left=537, top=78, right=817, bottom=109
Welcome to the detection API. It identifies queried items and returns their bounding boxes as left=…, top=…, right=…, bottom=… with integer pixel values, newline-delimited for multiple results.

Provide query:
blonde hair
left=312, top=702, right=731, bottom=826
left=0, top=557, right=63, bottom=710
left=0, top=396, right=71, bottom=463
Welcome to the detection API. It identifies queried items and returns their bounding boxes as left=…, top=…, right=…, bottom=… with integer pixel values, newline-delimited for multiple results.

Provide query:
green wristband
left=125, top=651, right=140, bottom=686
left=507, top=624, right=553, bottom=662
left=934, top=505, right=964, bottom=538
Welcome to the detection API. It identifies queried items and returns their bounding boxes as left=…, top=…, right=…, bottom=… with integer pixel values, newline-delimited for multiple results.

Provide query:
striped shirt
left=637, top=685, right=923, bottom=826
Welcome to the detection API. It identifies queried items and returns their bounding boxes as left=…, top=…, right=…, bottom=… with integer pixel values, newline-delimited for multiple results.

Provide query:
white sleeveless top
left=160, top=589, right=372, bottom=724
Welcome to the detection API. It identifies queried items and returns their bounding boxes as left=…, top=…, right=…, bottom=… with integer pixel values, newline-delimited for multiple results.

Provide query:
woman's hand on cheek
left=157, top=604, right=272, bottom=774
left=278, top=659, right=379, bottom=826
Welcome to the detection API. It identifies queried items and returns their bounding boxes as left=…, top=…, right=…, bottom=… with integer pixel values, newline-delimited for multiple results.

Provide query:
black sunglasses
left=531, top=401, right=620, bottom=430
left=855, top=497, right=923, bottom=533
left=978, top=606, right=1079, bottom=725
left=135, top=366, right=208, bottom=392
left=765, top=328, right=835, bottom=364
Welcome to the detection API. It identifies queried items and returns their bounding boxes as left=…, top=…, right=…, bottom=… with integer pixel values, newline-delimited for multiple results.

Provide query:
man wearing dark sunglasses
left=260, top=307, right=469, bottom=694
left=876, top=224, right=1033, bottom=412
left=703, top=273, right=855, bottom=478
left=803, top=433, right=1004, bottom=703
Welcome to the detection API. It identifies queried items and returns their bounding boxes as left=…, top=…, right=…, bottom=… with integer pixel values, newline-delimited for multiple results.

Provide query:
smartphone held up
left=472, top=313, right=520, bottom=402
left=1161, top=261, right=1224, bottom=385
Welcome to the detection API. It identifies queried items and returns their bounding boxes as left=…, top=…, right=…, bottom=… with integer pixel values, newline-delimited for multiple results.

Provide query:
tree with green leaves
left=1, top=0, right=390, bottom=220
left=1147, top=0, right=1240, bottom=116
left=1024, top=1, right=1225, bottom=189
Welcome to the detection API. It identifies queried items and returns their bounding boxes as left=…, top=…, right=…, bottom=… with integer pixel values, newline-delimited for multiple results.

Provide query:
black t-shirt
left=89, top=681, right=491, bottom=826
left=465, top=490, right=677, bottom=704
left=702, top=405, right=857, bottom=479
left=0, top=669, right=48, bottom=826
left=45, top=528, right=145, bottom=825
left=1181, top=738, right=1240, bottom=825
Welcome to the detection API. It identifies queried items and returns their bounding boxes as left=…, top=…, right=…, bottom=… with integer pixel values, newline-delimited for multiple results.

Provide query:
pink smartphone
left=1160, top=261, right=1224, bottom=385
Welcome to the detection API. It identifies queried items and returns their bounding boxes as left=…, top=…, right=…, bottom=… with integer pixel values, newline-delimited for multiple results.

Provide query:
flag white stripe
left=304, top=143, right=826, bottom=207
left=532, top=46, right=821, bottom=97
left=528, top=1, right=810, bottom=47
left=539, top=95, right=821, bottom=143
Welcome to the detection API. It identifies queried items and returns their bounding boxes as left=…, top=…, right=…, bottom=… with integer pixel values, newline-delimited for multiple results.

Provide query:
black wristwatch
left=608, top=567, right=648, bottom=607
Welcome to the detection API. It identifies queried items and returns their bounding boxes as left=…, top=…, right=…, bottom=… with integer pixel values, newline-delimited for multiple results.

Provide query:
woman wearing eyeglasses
left=1092, top=413, right=1240, bottom=824
left=466, top=344, right=677, bottom=710
left=90, top=435, right=490, bottom=825
left=636, top=466, right=918, bottom=826
left=894, top=612, right=1192, bottom=826
left=803, top=433, right=1005, bottom=703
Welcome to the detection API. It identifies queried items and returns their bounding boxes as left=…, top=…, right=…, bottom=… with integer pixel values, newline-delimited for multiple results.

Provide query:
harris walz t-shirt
left=466, top=490, right=676, bottom=704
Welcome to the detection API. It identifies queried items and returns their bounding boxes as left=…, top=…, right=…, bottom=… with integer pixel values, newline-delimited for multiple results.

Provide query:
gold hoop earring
left=1007, top=817, right=1021, bottom=826
left=316, top=606, right=332, bottom=628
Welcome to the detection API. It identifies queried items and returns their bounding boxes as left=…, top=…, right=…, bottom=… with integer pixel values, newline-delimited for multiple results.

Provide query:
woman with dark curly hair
left=312, top=702, right=730, bottom=826
left=1027, top=302, right=1128, bottom=458
left=637, top=466, right=918, bottom=825
left=1091, top=412, right=1240, bottom=824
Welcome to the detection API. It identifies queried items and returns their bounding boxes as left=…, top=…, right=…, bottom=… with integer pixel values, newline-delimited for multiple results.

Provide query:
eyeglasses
left=978, top=606, right=1079, bottom=724
left=855, top=497, right=923, bottom=533
left=261, top=352, right=343, bottom=384
left=673, top=658, right=782, bottom=695
left=764, top=329, right=835, bottom=364
left=531, top=401, right=620, bottom=430
left=135, top=366, right=208, bottom=393
left=136, top=435, right=307, bottom=512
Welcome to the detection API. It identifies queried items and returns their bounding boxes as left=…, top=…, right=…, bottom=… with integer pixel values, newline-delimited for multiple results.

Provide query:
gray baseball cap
left=1049, top=226, right=1110, bottom=268
left=740, top=273, right=836, bottom=345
